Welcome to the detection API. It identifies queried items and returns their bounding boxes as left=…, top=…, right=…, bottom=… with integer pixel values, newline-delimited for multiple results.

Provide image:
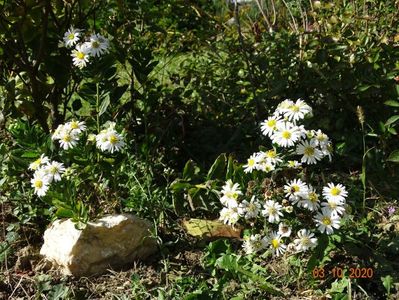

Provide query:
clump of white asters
left=52, top=120, right=87, bottom=150
left=246, top=98, right=332, bottom=171
left=95, top=122, right=125, bottom=153
left=61, top=26, right=109, bottom=69
left=30, top=120, right=126, bottom=197
left=216, top=99, right=349, bottom=258
left=29, top=156, right=65, bottom=197
left=218, top=179, right=241, bottom=226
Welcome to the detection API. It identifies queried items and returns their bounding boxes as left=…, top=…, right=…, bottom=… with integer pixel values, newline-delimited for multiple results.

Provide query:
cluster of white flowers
left=95, top=122, right=125, bottom=153
left=29, top=154, right=65, bottom=196
left=52, top=120, right=87, bottom=150
left=29, top=120, right=126, bottom=197
left=218, top=99, right=349, bottom=257
left=249, top=99, right=332, bottom=170
left=61, top=27, right=109, bottom=69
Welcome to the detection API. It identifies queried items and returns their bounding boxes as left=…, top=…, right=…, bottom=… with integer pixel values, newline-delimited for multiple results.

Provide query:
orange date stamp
left=312, top=266, right=374, bottom=279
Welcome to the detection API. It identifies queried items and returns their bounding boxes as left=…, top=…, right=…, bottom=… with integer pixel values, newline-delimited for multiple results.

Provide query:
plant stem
left=96, top=83, right=100, bottom=162
left=360, top=122, right=366, bottom=212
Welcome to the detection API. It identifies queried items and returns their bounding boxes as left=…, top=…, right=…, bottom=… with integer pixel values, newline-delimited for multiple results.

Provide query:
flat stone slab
left=40, top=214, right=157, bottom=276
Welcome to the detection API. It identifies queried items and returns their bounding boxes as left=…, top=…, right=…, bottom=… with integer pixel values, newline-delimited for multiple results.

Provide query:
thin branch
left=34, top=0, right=51, bottom=70
left=254, top=0, right=272, bottom=32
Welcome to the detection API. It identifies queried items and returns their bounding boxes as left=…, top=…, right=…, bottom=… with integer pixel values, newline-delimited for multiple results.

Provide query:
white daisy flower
left=322, top=183, right=348, bottom=202
left=311, top=129, right=329, bottom=147
left=96, top=129, right=125, bottom=153
left=260, top=115, right=282, bottom=137
left=242, top=234, right=268, bottom=254
left=219, top=207, right=240, bottom=226
left=321, top=142, right=333, bottom=161
left=278, top=222, right=292, bottom=237
left=314, top=207, right=341, bottom=234
left=243, top=154, right=258, bottom=173
left=52, top=124, right=66, bottom=140
left=95, top=131, right=109, bottom=151
left=300, top=186, right=320, bottom=211
left=256, top=160, right=276, bottom=173
left=281, top=99, right=312, bottom=122
left=44, top=161, right=66, bottom=182
left=220, top=180, right=242, bottom=206
left=275, top=99, right=294, bottom=115
left=293, top=229, right=318, bottom=252
left=84, top=33, right=109, bottom=57
left=266, top=231, right=287, bottom=257
left=271, top=122, right=301, bottom=147
left=284, top=179, right=308, bottom=204
left=296, top=140, right=323, bottom=164
left=238, top=196, right=261, bottom=219
left=31, top=171, right=50, bottom=196
left=63, top=27, right=82, bottom=48
left=321, top=198, right=346, bottom=216
left=260, top=149, right=283, bottom=165
left=66, top=120, right=86, bottom=134
left=71, top=43, right=91, bottom=69
left=262, top=200, right=283, bottom=223
left=29, top=154, right=50, bottom=171
left=58, top=129, right=79, bottom=150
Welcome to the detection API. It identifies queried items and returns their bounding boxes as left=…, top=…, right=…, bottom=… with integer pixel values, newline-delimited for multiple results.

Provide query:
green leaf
left=55, top=208, right=74, bottom=218
left=183, top=159, right=196, bottom=180
left=170, top=180, right=192, bottom=192
left=21, top=151, right=39, bottom=158
left=384, top=100, right=399, bottom=107
left=381, top=275, right=393, bottom=295
left=98, top=94, right=110, bottom=116
left=215, top=253, right=238, bottom=271
left=387, top=150, right=399, bottom=162
left=226, top=155, right=235, bottom=180
left=385, top=115, right=399, bottom=126
left=207, top=154, right=226, bottom=180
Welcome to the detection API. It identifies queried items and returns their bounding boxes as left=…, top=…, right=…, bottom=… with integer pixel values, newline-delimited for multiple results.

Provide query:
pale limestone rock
left=40, top=214, right=157, bottom=276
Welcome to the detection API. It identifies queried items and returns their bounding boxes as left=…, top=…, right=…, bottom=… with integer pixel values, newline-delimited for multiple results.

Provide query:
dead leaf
left=182, top=218, right=242, bottom=239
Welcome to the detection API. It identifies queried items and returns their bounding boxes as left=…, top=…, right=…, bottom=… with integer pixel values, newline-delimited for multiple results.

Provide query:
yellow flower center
left=248, top=158, right=255, bottom=166
left=92, top=40, right=100, bottom=48
left=34, top=180, right=43, bottom=188
left=70, top=121, right=79, bottom=129
left=301, top=237, right=310, bottom=246
left=304, top=146, right=315, bottom=156
left=77, top=52, right=85, bottom=60
left=63, top=134, right=71, bottom=142
left=322, top=217, right=331, bottom=225
left=282, top=130, right=291, bottom=139
left=68, top=33, right=75, bottom=40
left=290, top=105, right=300, bottom=112
left=109, top=135, right=118, bottom=144
left=271, top=239, right=279, bottom=249
left=49, top=166, right=57, bottom=174
left=248, top=203, right=256, bottom=212
left=308, top=192, right=318, bottom=203
left=266, top=150, right=276, bottom=158
left=268, top=207, right=277, bottom=215
left=330, top=187, right=341, bottom=196
left=267, top=119, right=276, bottom=127
left=292, top=185, right=300, bottom=192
